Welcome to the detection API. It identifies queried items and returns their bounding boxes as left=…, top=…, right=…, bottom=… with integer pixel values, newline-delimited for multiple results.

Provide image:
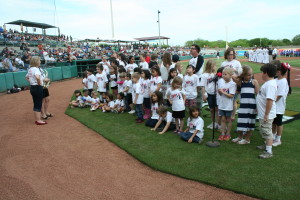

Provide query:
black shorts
left=111, top=86, right=118, bottom=90
left=172, top=110, right=185, bottom=119
left=273, top=114, right=283, bottom=126
left=43, top=88, right=49, bottom=98
left=207, top=94, right=217, bottom=109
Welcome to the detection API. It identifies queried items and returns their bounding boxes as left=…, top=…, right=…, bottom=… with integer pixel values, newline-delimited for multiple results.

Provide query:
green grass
left=66, top=87, right=300, bottom=200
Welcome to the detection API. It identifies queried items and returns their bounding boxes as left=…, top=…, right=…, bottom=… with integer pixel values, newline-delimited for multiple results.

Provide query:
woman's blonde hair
left=204, top=59, right=216, bottom=73
left=30, top=56, right=40, bottom=67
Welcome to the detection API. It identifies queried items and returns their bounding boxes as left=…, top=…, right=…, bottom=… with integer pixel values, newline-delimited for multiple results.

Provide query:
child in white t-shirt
left=272, top=62, right=291, bottom=147
left=69, top=90, right=84, bottom=108
left=183, top=65, right=199, bottom=108
left=82, top=89, right=92, bottom=107
left=113, top=92, right=125, bottom=113
left=132, top=72, right=144, bottom=123
left=180, top=106, right=204, bottom=144
left=141, top=69, right=151, bottom=119
left=145, top=91, right=164, bottom=128
left=95, top=64, right=108, bottom=97
left=174, top=63, right=183, bottom=79
left=151, top=106, right=176, bottom=134
left=149, top=66, right=162, bottom=95
left=200, top=60, right=217, bottom=129
left=139, top=54, right=149, bottom=70
left=102, top=94, right=115, bottom=113
left=117, top=72, right=126, bottom=94
left=124, top=73, right=134, bottom=113
left=217, top=68, right=236, bottom=141
left=86, top=69, right=96, bottom=96
left=166, top=76, right=186, bottom=134
left=82, top=71, right=88, bottom=89
left=90, top=91, right=100, bottom=111
left=256, top=63, right=277, bottom=159
left=109, top=66, right=118, bottom=98
left=125, top=56, right=138, bottom=74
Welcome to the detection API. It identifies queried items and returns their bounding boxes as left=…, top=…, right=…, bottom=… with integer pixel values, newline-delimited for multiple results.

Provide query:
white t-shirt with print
left=141, top=79, right=151, bottom=98
left=166, top=88, right=185, bottom=111
left=118, top=81, right=125, bottom=93
left=256, top=79, right=277, bottom=119
left=82, top=78, right=88, bottom=89
left=217, top=80, right=236, bottom=111
left=132, top=82, right=144, bottom=104
left=96, top=72, right=108, bottom=92
left=108, top=101, right=115, bottom=108
left=125, top=63, right=138, bottom=74
left=87, top=74, right=96, bottom=89
left=187, top=116, right=204, bottom=139
left=82, top=95, right=92, bottom=105
left=221, top=60, right=242, bottom=75
left=125, top=80, right=133, bottom=94
left=151, top=102, right=160, bottom=119
left=160, top=111, right=174, bottom=123
left=139, top=61, right=149, bottom=70
left=200, top=73, right=216, bottom=95
left=77, top=96, right=84, bottom=104
left=91, top=97, right=100, bottom=106
left=109, top=74, right=117, bottom=88
left=275, top=78, right=289, bottom=114
left=114, top=99, right=125, bottom=108
left=183, top=74, right=199, bottom=99
left=26, top=67, right=42, bottom=85
left=150, top=76, right=162, bottom=93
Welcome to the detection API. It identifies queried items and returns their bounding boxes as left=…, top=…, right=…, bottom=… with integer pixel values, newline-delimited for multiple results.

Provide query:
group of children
left=69, top=54, right=291, bottom=158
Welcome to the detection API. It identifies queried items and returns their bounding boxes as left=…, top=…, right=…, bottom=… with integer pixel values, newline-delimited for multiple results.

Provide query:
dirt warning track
left=0, top=78, right=255, bottom=200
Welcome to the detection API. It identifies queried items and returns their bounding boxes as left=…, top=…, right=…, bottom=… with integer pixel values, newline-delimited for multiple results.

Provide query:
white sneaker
left=102, top=110, right=106, bottom=113
left=128, top=110, right=135, bottom=114
left=232, top=137, right=242, bottom=143
left=237, top=139, right=250, bottom=145
left=272, top=140, right=282, bottom=147
left=207, top=123, right=214, bottom=129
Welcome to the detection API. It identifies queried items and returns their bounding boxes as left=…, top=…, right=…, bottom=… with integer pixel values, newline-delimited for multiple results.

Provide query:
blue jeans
left=180, top=132, right=201, bottom=143
left=135, top=104, right=143, bottom=120
left=145, top=118, right=158, bottom=127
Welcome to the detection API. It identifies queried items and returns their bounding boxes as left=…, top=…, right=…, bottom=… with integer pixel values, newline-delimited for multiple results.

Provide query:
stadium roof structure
left=134, top=36, right=170, bottom=41
left=5, top=20, right=57, bottom=29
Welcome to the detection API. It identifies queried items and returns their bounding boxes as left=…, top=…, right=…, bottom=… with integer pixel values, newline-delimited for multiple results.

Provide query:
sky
left=1, top=0, right=300, bottom=46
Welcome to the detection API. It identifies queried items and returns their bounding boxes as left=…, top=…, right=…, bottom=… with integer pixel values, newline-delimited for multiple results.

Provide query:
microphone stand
left=206, top=76, right=220, bottom=148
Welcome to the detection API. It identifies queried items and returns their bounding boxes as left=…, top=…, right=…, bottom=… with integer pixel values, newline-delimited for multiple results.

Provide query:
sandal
left=47, top=114, right=53, bottom=117
left=41, top=116, right=49, bottom=120
left=35, top=121, right=48, bottom=125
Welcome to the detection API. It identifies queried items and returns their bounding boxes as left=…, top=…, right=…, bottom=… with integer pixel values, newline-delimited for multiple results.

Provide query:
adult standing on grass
left=221, top=47, right=242, bottom=121
left=25, top=56, right=47, bottom=125
left=189, top=44, right=204, bottom=109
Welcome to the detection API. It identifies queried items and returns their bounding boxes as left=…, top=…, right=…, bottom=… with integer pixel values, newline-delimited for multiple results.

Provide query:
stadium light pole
left=110, top=0, right=115, bottom=38
left=157, top=10, right=161, bottom=47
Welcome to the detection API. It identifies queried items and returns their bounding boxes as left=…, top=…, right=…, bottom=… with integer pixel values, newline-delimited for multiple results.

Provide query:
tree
left=282, top=38, right=292, bottom=45
left=292, top=34, right=300, bottom=45
left=271, top=40, right=285, bottom=46
left=229, top=39, right=250, bottom=47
